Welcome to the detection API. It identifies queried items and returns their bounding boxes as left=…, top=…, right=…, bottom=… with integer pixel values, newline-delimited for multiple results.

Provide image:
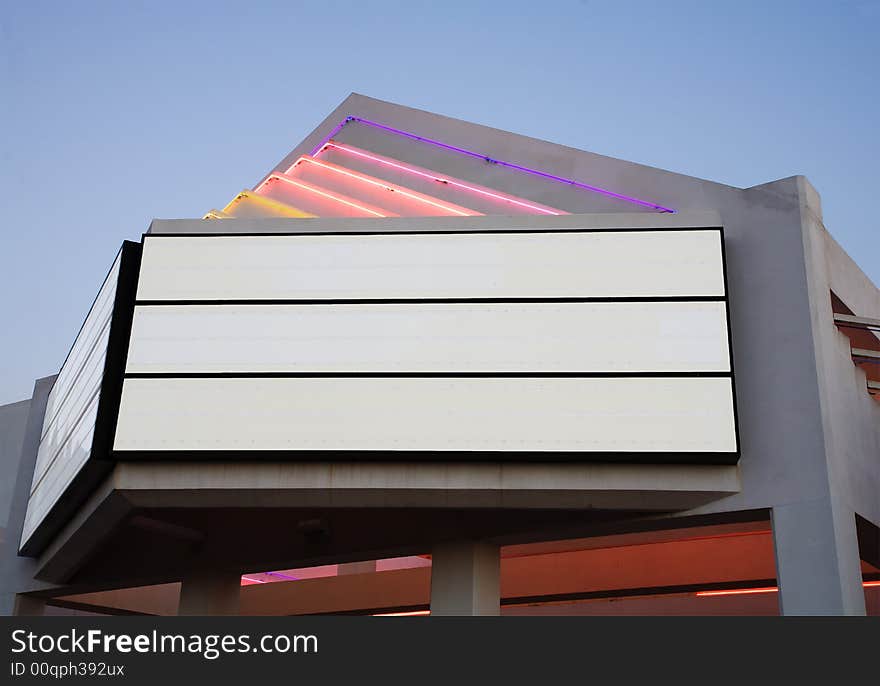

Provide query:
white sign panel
left=136, top=230, right=725, bottom=301
left=114, top=376, right=737, bottom=454
left=126, top=301, right=731, bottom=374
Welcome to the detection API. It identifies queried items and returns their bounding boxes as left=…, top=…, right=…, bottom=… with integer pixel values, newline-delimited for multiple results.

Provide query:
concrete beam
left=112, top=460, right=740, bottom=512
left=149, top=210, right=724, bottom=237
left=834, top=313, right=880, bottom=330
left=52, top=527, right=780, bottom=616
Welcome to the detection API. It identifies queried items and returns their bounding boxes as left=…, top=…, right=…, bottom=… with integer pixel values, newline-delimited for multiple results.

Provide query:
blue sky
left=1, top=0, right=878, bottom=404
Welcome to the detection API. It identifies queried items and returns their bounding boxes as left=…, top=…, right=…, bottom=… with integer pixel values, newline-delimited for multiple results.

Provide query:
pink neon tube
left=286, top=156, right=479, bottom=217
left=318, top=142, right=564, bottom=216
left=255, top=173, right=392, bottom=217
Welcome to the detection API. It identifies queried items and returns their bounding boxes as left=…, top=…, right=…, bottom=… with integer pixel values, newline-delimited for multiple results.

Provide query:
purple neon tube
left=308, top=117, right=351, bottom=156
left=309, top=115, right=674, bottom=213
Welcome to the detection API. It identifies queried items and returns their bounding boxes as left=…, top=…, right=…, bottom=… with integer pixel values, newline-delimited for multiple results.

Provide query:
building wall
left=291, top=95, right=874, bottom=525
left=802, top=197, right=880, bottom=527
left=0, top=377, right=57, bottom=614
left=1, top=95, right=877, bottom=614
left=0, top=400, right=30, bottom=532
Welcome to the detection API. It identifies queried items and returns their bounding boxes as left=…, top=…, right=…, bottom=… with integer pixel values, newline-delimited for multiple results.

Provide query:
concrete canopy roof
left=247, top=93, right=789, bottom=220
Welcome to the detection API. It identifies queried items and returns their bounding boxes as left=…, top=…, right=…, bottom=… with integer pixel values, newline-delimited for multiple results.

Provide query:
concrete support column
left=13, top=594, right=46, bottom=616
left=771, top=498, right=866, bottom=615
left=429, top=541, right=500, bottom=616
left=177, top=572, right=241, bottom=616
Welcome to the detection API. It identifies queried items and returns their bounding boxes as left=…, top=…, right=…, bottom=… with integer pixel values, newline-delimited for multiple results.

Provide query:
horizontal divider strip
left=144, top=226, right=722, bottom=238
left=835, top=322, right=880, bottom=333
left=499, top=578, right=781, bottom=608
left=123, top=371, right=733, bottom=379
left=110, top=449, right=739, bottom=463
left=134, top=296, right=728, bottom=306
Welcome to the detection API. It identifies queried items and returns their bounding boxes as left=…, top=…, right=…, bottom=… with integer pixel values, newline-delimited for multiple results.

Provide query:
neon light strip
left=287, top=156, right=478, bottom=217
left=256, top=174, right=391, bottom=218
left=695, top=586, right=777, bottom=597
left=372, top=610, right=431, bottom=616
left=222, top=190, right=315, bottom=218
left=266, top=571, right=299, bottom=581
left=309, top=118, right=350, bottom=155
left=316, top=116, right=675, bottom=213
left=318, top=143, right=563, bottom=216
left=240, top=571, right=299, bottom=585
left=696, top=580, right=880, bottom=597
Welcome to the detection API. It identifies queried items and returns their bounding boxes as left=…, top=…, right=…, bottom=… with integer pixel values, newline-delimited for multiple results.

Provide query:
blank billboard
left=117, top=227, right=736, bottom=461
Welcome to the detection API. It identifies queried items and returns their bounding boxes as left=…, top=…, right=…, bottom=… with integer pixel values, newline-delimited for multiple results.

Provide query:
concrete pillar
left=771, top=498, right=866, bottom=615
left=177, top=572, right=241, bottom=616
left=0, top=379, right=59, bottom=618
left=430, top=541, right=499, bottom=616
left=13, top=594, right=46, bottom=616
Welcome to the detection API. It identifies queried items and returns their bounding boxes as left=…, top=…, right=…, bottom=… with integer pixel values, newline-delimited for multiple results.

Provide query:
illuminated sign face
left=20, top=242, right=141, bottom=553
left=116, top=226, right=736, bottom=460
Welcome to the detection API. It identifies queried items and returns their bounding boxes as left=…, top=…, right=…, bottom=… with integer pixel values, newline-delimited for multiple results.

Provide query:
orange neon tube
left=255, top=173, right=393, bottom=218
left=220, top=190, right=315, bottom=218
left=696, top=580, right=880, bottom=597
